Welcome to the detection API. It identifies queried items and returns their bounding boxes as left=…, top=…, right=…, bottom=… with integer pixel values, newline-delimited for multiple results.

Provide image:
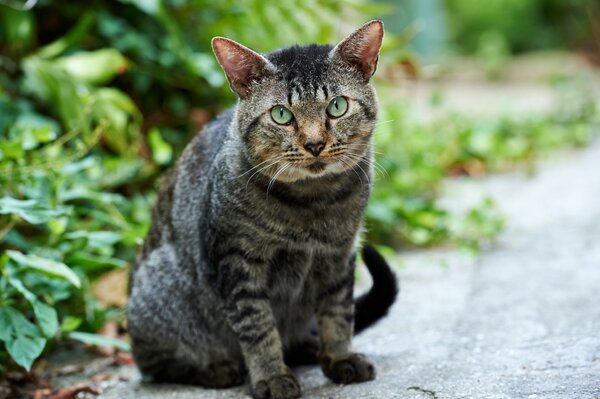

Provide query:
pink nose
left=304, top=140, right=325, bottom=157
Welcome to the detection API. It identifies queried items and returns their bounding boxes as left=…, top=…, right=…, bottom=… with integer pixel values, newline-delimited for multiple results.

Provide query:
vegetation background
left=0, top=0, right=598, bottom=386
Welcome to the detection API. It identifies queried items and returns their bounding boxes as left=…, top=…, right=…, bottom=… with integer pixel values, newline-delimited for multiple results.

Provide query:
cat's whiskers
left=349, top=145, right=389, bottom=177
left=338, top=154, right=365, bottom=186
left=238, top=155, right=285, bottom=178
left=266, top=162, right=291, bottom=197
left=244, top=156, right=286, bottom=192
left=343, top=150, right=388, bottom=179
left=374, top=119, right=395, bottom=127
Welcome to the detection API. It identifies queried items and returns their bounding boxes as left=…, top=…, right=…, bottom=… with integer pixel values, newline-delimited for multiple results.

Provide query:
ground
left=44, top=55, right=600, bottom=399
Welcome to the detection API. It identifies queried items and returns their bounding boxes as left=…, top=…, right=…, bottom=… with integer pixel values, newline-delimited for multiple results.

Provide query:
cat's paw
left=251, top=373, right=301, bottom=399
left=321, top=353, right=376, bottom=384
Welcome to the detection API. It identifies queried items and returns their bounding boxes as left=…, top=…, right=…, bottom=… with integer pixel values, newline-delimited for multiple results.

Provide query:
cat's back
left=181, top=107, right=234, bottom=170
left=135, top=107, right=235, bottom=272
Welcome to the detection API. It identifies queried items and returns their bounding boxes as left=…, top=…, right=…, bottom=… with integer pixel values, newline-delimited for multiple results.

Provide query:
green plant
left=446, top=0, right=596, bottom=54
left=366, top=83, right=598, bottom=249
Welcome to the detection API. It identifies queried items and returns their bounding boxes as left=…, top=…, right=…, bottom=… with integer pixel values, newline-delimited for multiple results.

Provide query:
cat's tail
left=354, top=244, right=399, bottom=334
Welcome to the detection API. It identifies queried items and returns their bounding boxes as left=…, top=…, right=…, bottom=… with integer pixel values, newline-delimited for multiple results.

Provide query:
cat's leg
left=316, top=255, right=376, bottom=384
left=129, top=246, right=246, bottom=388
left=131, top=337, right=245, bottom=387
left=216, top=254, right=301, bottom=399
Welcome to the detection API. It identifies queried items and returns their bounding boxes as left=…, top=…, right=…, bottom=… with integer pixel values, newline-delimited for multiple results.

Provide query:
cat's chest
left=266, top=248, right=316, bottom=301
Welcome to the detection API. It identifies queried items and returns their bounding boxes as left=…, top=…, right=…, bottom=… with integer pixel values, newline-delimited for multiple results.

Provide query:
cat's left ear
left=331, top=20, right=384, bottom=81
left=212, top=37, right=275, bottom=98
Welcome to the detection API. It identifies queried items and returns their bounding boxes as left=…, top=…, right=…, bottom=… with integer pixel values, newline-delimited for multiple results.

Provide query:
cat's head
left=212, top=20, right=383, bottom=182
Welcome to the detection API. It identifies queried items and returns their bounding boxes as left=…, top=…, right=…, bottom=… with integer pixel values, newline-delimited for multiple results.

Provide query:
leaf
left=33, top=302, right=59, bottom=338
left=0, top=196, right=71, bottom=224
left=0, top=307, right=11, bottom=341
left=66, top=253, right=127, bottom=271
left=148, top=128, right=172, bottom=165
left=9, top=113, right=60, bottom=150
left=56, top=49, right=128, bottom=85
left=65, top=231, right=122, bottom=247
left=8, top=277, right=37, bottom=303
left=60, top=316, right=82, bottom=333
left=119, top=0, right=163, bottom=16
left=6, top=332, right=46, bottom=371
left=7, top=250, right=81, bottom=288
left=0, top=306, right=46, bottom=371
left=68, top=331, right=130, bottom=352
left=8, top=277, right=59, bottom=338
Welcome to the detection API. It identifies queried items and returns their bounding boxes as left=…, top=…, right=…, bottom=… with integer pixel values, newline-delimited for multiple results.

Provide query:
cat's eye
left=326, top=96, right=348, bottom=118
left=271, top=105, right=294, bottom=125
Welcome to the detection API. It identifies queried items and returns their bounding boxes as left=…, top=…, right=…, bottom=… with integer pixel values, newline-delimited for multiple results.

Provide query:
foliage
left=367, top=82, right=599, bottom=248
left=445, top=0, right=597, bottom=55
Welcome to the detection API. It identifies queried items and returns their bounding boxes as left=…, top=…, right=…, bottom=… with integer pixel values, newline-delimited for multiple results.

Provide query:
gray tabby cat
left=128, top=20, right=398, bottom=399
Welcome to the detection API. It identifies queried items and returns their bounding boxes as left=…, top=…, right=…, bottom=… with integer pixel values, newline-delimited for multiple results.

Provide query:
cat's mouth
left=306, top=159, right=328, bottom=173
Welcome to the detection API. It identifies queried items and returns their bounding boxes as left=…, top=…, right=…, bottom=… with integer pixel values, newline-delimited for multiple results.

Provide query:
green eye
left=271, top=105, right=294, bottom=125
left=326, top=96, right=348, bottom=118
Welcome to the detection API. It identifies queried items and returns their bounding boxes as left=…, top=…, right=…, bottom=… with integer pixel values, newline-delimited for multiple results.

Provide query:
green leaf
left=65, top=230, right=122, bottom=246
left=0, top=308, right=11, bottom=341
left=56, top=49, right=128, bottom=85
left=7, top=250, right=81, bottom=288
left=7, top=277, right=59, bottom=337
left=0, top=306, right=46, bottom=371
left=8, top=277, right=37, bottom=303
left=32, top=302, right=59, bottom=338
left=6, top=331, right=46, bottom=371
left=0, top=196, right=71, bottom=224
left=66, top=253, right=127, bottom=271
left=60, top=316, right=82, bottom=333
left=68, top=331, right=130, bottom=352
left=148, top=128, right=172, bottom=165
left=9, top=113, right=59, bottom=150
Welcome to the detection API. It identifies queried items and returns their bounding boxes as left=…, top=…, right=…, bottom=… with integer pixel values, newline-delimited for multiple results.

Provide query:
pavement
left=46, top=134, right=600, bottom=398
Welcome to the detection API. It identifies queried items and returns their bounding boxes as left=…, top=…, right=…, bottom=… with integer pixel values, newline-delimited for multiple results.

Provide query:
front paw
left=251, top=373, right=301, bottom=399
left=321, top=353, right=376, bottom=384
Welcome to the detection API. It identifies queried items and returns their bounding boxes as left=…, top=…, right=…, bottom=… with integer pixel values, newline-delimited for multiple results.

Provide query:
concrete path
left=48, top=136, right=600, bottom=398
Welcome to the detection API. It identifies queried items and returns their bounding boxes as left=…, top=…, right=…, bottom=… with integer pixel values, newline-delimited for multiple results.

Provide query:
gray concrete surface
left=48, top=137, right=600, bottom=398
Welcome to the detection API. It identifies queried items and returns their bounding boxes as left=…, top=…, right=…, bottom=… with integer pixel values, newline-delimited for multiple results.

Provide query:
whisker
left=266, top=162, right=291, bottom=198
left=238, top=155, right=284, bottom=178
left=375, top=119, right=395, bottom=126
left=245, top=157, right=284, bottom=191
left=343, top=151, right=388, bottom=179
left=339, top=155, right=364, bottom=186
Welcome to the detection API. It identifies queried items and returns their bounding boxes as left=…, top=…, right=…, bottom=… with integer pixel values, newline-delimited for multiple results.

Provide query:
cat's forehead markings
left=288, top=86, right=301, bottom=106
left=286, top=82, right=328, bottom=107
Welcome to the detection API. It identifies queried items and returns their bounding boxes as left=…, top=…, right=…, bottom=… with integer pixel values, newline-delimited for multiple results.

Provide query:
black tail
left=285, top=245, right=398, bottom=366
left=354, top=244, right=399, bottom=334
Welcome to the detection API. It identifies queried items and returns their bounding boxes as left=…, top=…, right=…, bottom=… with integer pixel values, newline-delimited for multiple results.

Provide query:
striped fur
left=128, top=20, right=396, bottom=399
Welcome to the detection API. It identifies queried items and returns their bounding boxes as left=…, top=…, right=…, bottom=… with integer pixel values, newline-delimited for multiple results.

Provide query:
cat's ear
left=212, top=37, right=274, bottom=98
left=331, top=20, right=384, bottom=81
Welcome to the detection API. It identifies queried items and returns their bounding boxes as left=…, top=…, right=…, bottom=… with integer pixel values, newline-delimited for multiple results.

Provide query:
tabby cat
left=128, top=20, right=398, bottom=399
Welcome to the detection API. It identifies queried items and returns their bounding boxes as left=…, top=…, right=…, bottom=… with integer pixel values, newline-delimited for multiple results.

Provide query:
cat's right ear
left=331, top=20, right=384, bottom=81
left=212, top=37, right=274, bottom=98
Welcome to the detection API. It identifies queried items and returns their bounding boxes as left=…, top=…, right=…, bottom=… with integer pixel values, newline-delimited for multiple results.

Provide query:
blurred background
left=0, top=0, right=599, bottom=393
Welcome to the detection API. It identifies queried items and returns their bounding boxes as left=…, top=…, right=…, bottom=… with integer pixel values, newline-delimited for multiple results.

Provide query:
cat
left=127, top=20, right=398, bottom=399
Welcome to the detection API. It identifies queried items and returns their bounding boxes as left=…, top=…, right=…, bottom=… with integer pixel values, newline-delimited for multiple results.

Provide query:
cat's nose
left=304, top=140, right=325, bottom=157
